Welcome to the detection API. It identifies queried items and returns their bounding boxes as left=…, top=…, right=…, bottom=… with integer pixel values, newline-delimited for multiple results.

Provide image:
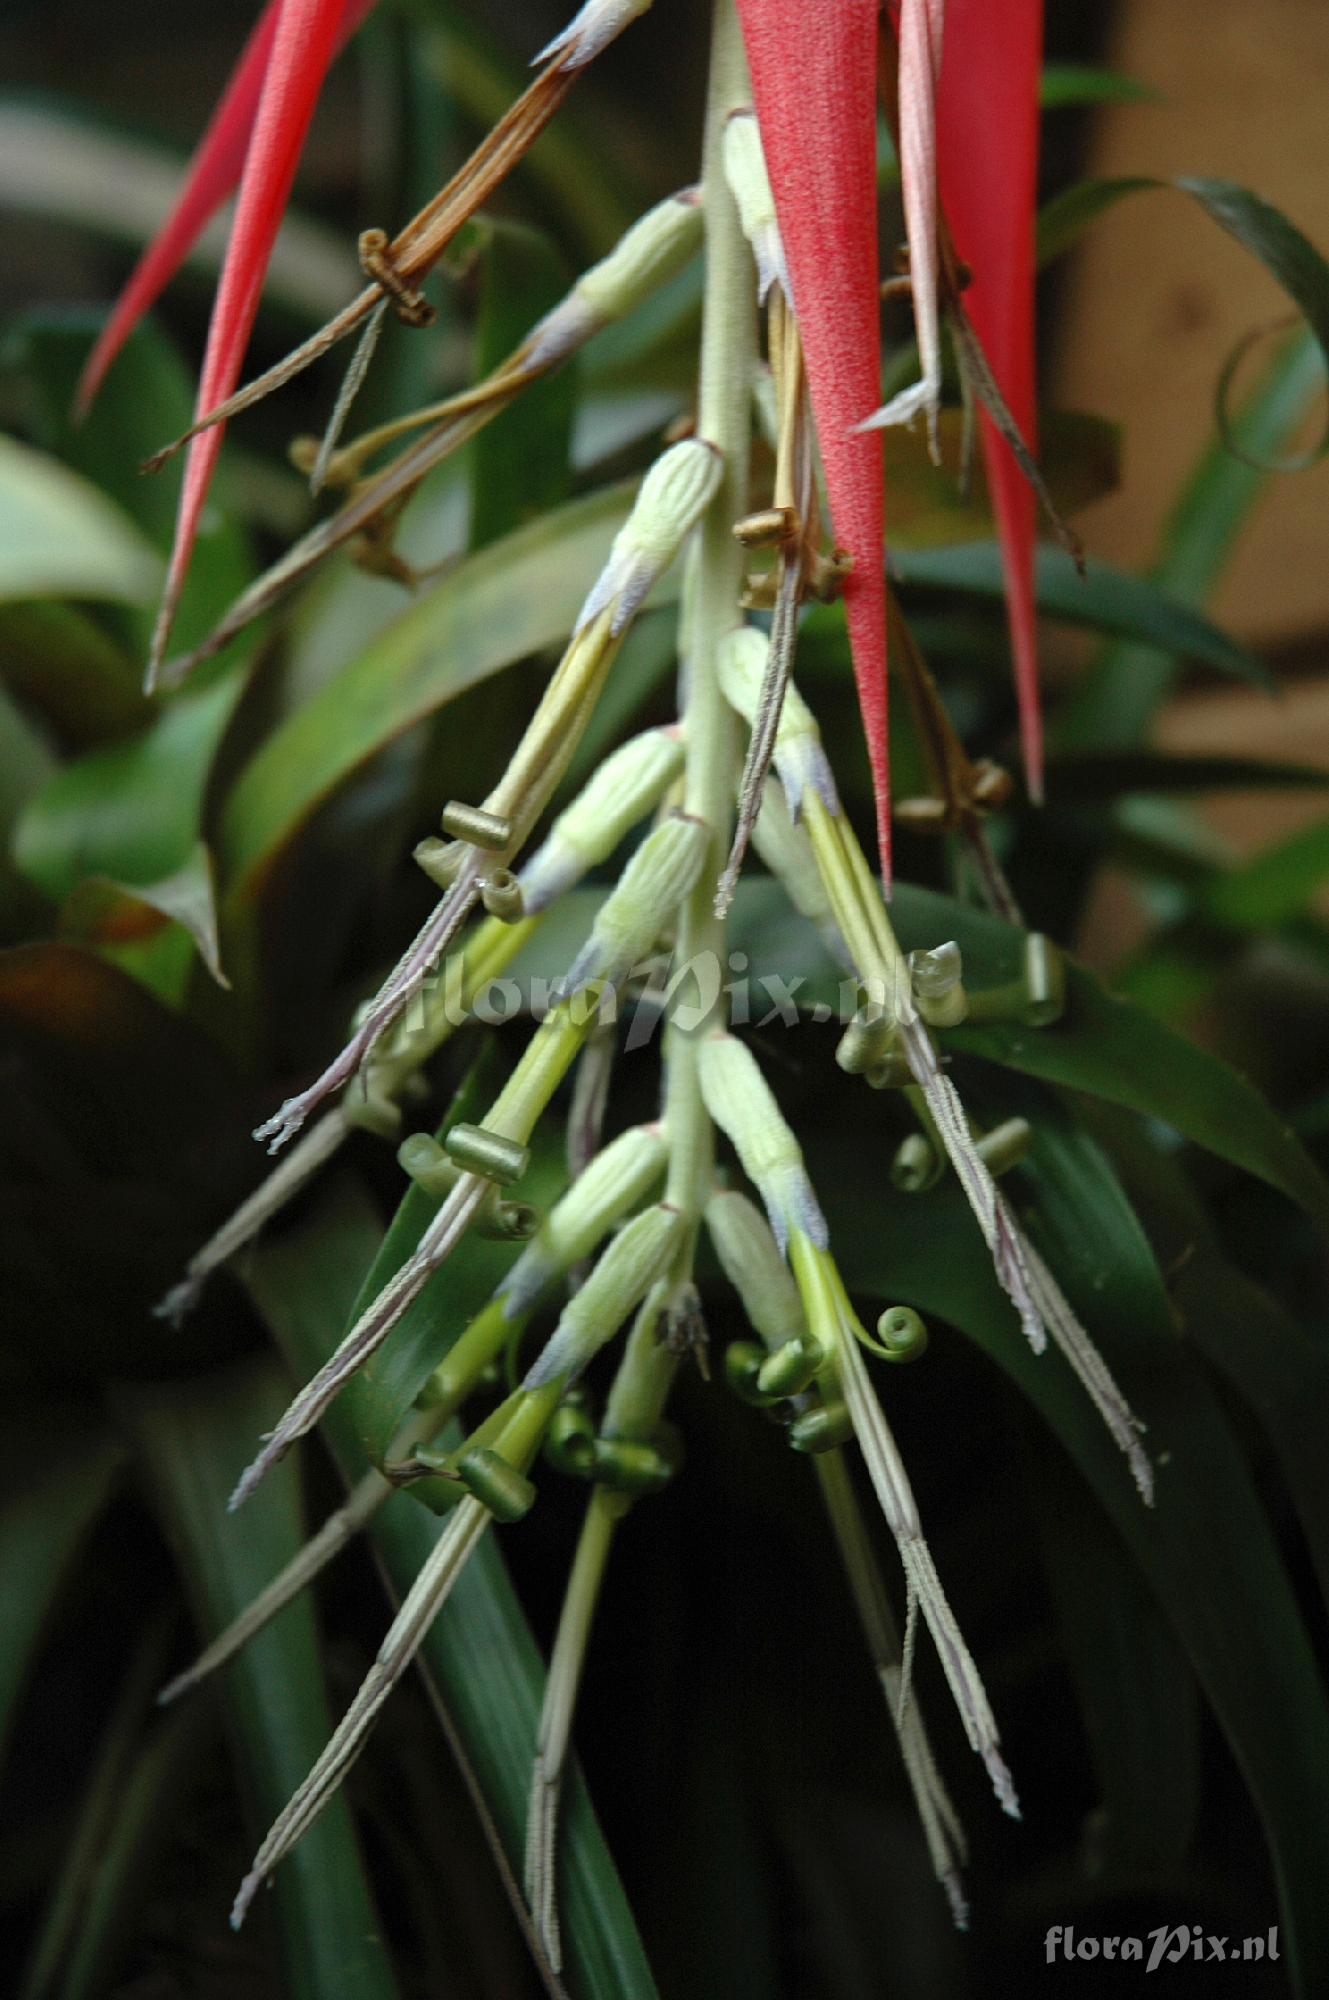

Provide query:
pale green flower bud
left=705, top=1190, right=807, bottom=1349
left=500, top=1123, right=667, bottom=1317
left=557, top=811, right=709, bottom=996
left=717, top=625, right=838, bottom=813
left=698, top=1032, right=827, bottom=1252
left=535, top=0, right=653, bottom=70
left=526, top=193, right=703, bottom=370
left=723, top=111, right=789, bottom=303
left=521, top=725, right=684, bottom=912
left=523, top=1204, right=682, bottom=1387
left=575, top=439, right=722, bottom=635
left=751, top=780, right=843, bottom=946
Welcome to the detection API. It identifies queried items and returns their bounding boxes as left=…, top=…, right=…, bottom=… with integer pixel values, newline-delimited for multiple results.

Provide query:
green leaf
left=0, top=941, right=251, bottom=1375
left=244, top=1180, right=663, bottom=2000
left=1036, top=176, right=1160, bottom=269
left=218, top=481, right=639, bottom=902
left=0, top=435, right=159, bottom=607
left=1037, top=1453, right=1201, bottom=1876
left=468, top=218, right=575, bottom=549
left=58, top=839, right=228, bottom=996
left=728, top=877, right=1329, bottom=1234
left=817, top=1085, right=1329, bottom=1996
left=1090, top=1107, right=1329, bottom=1612
left=881, top=411, right=1120, bottom=549
left=890, top=541, right=1268, bottom=685
left=15, top=671, right=246, bottom=908
left=0, top=602, right=147, bottom=748
left=1056, top=328, right=1326, bottom=751
left=1205, top=813, right=1329, bottom=930
left=114, top=1357, right=401, bottom=2000
left=0, top=1407, right=122, bottom=1765
left=1039, top=65, right=1157, bottom=110
left=18, top=1609, right=204, bottom=2000
left=6, top=315, right=255, bottom=655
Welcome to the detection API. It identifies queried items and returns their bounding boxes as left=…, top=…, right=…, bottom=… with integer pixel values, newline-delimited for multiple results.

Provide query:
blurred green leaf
left=0, top=436, right=159, bottom=607
left=115, top=1357, right=401, bottom=2000
left=58, top=838, right=228, bottom=996
left=1037, top=175, right=1160, bottom=268
left=889, top=541, right=1268, bottom=685
left=6, top=316, right=255, bottom=654
left=732, top=879, right=1329, bottom=1233
left=219, top=481, right=641, bottom=901
left=1037, top=1452, right=1201, bottom=1876
left=1205, top=813, right=1329, bottom=930
left=15, top=671, right=245, bottom=909
left=0, top=942, right=251, bottom=1375
left=1039, top=65, right=1157, bottom=110
left=820, top=1086, right=1329, bottom=1997
left=469, top=218, right=575, bottom=548
left=0, top=1407, right=122, bottom=1765
left=18, top=1608, right=203, bottom=2000
left=1058, top=329, right=1326, bottom=750
left=0, top=96, right=355, bottom=323
left=0, top=602, right=146, bottom=749
left=245, top=1181, right=664, bottom=2000
left=883, top=411, right=1120, bottom=549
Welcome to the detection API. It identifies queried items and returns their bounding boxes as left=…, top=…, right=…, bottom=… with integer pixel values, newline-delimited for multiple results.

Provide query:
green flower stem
left=485, top=985, right=611, bottom=1146
left=596, top=0, right=756, bottom=1449
left=662, top=0, right=754, bottom=1255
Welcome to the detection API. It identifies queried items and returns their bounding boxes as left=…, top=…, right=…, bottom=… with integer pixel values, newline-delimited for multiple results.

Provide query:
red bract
left=735, top=0, right=891, bottom=878
left=101, top=0, right=372, bottom=685
left=938, top=0, right=1044, bottom=797
left=77, top=0, right=376, bottom=419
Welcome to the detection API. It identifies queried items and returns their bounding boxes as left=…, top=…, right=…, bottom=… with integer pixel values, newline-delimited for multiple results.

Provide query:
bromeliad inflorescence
left=89, top=0, right=1157, bottom=1963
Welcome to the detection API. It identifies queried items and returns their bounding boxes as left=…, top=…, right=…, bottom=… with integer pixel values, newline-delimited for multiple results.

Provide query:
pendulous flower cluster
left=86, top=0, right=1153, bottom=1964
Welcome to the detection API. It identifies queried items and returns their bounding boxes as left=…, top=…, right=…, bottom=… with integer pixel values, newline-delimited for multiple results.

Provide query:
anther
left=480, top=868, right=525, bottom=922
left=358, top=227, right=437, bottom=328
left=414, top=836, right=465, bottom=888
left=756, top=1334, right=824, bottom=1399
left=976, top=1118, right=1033, bottom=1178
left=397, top=1132, right=459, bottom=1197
left=456, top=1449, right=536, bottom=1522
left=440, top=802, right=512, bottom=850
left=891, top=1135, right=941, bottom=1194
left=443, top=1123, right=530, bottom=1184
left=788, top=1400, right=853, bottom=1454
left=1022, top=935, right=1066, bottom=1026
left=733, top=505, right=800, bottom=549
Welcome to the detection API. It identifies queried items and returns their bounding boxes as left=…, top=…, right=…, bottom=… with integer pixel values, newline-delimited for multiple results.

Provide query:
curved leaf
left=0, top=1407, right=122, bottom=1765
left=815, top=1084, right=1329, bottom=1996
left=725, top=878, right=1329, bottom=1233
left=114, top=1357, right=401, bottom=2000
left=0, top=437, right=159, bottom=608
left=218, top=481, right=638, bottom=900
left=891, top=541, right=1268, bottom=686
left=244, top=1178, right=663, bottom=2000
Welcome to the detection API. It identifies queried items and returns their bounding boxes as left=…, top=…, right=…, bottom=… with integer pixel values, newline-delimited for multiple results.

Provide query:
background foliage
left=2, top=3, right=1328, bottom=1996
